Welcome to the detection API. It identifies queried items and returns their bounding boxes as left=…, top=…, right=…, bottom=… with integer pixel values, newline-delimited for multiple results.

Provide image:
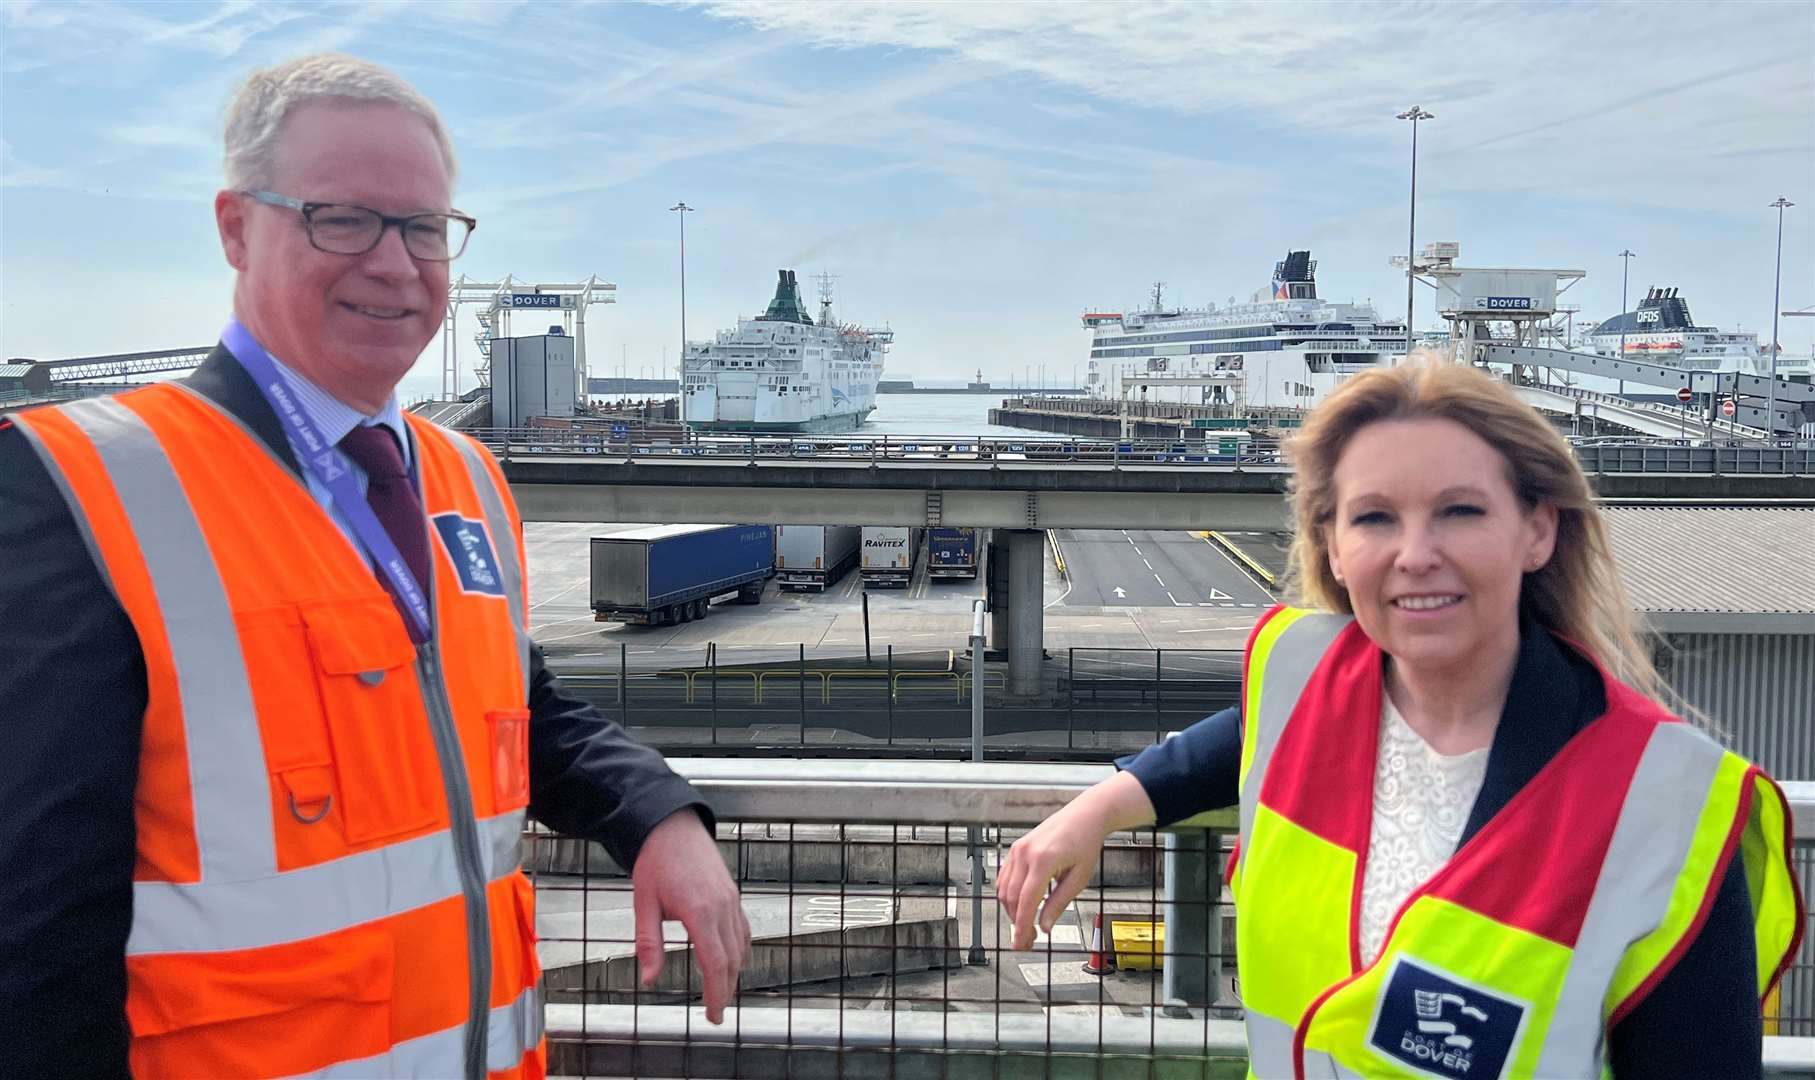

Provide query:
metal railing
left=528, top=762, right=1815, bottom=1078
left=472, top=426, right=1813, bottom=474
left=545, top=643, right=1239, bottom=760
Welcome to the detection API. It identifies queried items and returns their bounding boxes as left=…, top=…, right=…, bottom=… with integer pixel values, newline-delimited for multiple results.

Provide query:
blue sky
left=3, top=0, right=1811, bottom=399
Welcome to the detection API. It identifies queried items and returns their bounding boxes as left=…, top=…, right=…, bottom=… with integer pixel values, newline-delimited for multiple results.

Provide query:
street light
left=670, top=201, right=694, bottom=415
left=1768, top=197, right=1794, bottom=436
left=1617, top=249, right=1636, bottom=396
left=1396, top=105, right=1434, bottom=356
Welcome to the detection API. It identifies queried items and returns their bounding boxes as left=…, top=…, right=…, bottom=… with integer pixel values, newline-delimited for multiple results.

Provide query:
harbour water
left=859, top=392, right=1046, bottom=438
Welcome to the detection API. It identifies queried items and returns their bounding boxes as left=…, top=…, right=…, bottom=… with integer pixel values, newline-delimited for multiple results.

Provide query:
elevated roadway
left=1512, top=384, right=1729, bottom=440
left=498, top=442, right=1813, bottom=529
left=1481, top=343, right=1813, bottom=434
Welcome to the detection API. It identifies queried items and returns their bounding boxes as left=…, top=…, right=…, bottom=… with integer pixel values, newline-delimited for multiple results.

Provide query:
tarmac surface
left=524, top=523, right=1276, bottom=662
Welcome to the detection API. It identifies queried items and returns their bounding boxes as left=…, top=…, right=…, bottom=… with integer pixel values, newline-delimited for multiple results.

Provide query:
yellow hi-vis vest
left=1229, top=607, right=1802, bottom=1079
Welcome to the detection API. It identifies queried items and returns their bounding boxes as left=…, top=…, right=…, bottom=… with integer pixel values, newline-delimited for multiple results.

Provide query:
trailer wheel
left=691, top=598, right=708, bottom=620
left=737, top=581, right=763, bottom=605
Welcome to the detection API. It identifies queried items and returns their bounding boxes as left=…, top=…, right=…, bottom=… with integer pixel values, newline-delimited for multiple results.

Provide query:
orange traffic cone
left=1083, top=912, right=1115, bottom=975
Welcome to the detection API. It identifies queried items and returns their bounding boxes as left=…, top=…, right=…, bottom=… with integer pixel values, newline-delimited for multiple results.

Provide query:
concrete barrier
left=734, top=824, right=949, bottom=885
left=544, top=913, right=960, bottom=1004
left=526, top=824, right=949, bottom=885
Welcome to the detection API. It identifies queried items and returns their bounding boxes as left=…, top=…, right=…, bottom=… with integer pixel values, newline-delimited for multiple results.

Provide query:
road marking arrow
left=1208, top=588, right=1233, bottom=600
left=1113, top=586, right=1127, bottom=598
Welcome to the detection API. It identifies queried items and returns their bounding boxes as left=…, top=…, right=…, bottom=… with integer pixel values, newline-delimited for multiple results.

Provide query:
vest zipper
left=416, top=641, right=493, bottom=1080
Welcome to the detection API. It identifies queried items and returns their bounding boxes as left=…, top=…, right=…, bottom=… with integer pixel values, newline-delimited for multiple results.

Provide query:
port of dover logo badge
left=1368, top=957, right=1526, bottom=1079
left=433, top=514, right=506, bottom=597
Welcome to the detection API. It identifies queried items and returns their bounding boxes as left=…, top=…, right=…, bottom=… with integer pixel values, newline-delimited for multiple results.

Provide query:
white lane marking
left=1113, top=586, right=1127, bottom=598
left=1132, top=546, right=1145, bottom=557
left=1198, top=534, right=1273, bottom=601
left=1141, top=558, right=1153, bottom=569
left=536, top=624, right=612, bottom=643
left=528, top=579, right=586, bottom=611
left=1208, top=587, right=1232, bottom=600
left=1153, top=574, right=1167, bottom=588
left=1020, top=961, right=1101, bottom=987
left=1166, top=591, right=1180, bottom=606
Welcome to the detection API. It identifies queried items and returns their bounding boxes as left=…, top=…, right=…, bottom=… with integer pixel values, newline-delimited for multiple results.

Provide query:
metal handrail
left=472, top=426, right=1812, bottom=474
left=661, top=759, right=1815, bottom=835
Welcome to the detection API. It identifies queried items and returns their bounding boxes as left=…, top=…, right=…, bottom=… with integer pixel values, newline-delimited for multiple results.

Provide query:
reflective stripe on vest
left=128, top=810, right=524, bottom=955
left=1234, top=606, right=1802, bottom=1080
left=31, top=396, right=279, bottom=881
left=1236, top=608, right=1349, bottom=853
left=443, top=427, right=532, bottom=685
left=298, top=982, right=543, bottom=1079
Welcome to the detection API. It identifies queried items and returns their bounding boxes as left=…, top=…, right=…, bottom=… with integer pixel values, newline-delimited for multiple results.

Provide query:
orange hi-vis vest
left=13, top=386, right=545, bottom=1079
left=1229, top=607, right=1802, bottom=1080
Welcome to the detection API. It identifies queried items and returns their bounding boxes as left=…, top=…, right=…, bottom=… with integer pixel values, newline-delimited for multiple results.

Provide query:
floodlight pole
left=1397, top=106, right=1434, bottom=355
left=1767, top=197, right=1794, bottom=436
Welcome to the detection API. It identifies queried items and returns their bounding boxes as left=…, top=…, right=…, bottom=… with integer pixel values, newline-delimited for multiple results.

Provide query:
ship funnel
left=761, top=268, right=815, bottom=324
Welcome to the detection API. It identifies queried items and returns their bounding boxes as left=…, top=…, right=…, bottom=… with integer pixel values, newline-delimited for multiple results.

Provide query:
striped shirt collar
left=260, top=348, right=411, bottom=468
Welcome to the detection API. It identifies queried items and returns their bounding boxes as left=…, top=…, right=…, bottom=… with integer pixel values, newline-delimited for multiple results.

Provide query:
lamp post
left=670, top=201, right=693, bottom=416
left=1768, top=197, right=1794, bottom=437
left=1396, top=106, right=1434, bottom=356
left=1617, top=249, right=1636, bottom=396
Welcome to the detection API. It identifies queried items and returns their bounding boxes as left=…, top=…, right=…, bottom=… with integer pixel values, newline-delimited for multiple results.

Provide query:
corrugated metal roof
left=1603, top=506, right=1815, bottom=616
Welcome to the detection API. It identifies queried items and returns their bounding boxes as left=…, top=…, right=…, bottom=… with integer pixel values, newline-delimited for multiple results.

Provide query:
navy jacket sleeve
left=1609, top=854, right=1761, bottom=1077
left=0, top=419, right=139, bottom=1079
left=1114, top=706, right=1241, bottom=826
left=524, top=643, right=714, bottom=872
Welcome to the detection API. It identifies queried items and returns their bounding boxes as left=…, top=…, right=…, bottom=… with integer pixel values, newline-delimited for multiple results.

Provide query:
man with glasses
left=0, top=54, right=748, bottom=1079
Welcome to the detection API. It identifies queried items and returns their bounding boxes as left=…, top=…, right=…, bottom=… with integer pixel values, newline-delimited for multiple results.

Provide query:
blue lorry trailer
left=591, top=524, right=775, bottom=625
left=926, top=526, right=981, bottom=579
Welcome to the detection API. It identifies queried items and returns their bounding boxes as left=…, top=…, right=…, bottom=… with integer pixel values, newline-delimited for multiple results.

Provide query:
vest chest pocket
left=300, top=597, right=444, bottom=845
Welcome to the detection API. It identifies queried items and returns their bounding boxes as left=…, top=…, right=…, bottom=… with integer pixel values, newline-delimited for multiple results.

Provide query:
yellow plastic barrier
left=1111, top=920, right=1165, bottom=970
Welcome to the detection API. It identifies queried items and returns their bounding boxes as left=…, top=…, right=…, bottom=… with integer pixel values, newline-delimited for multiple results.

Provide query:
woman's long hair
left=1283, top=352, right=1679, bottom=714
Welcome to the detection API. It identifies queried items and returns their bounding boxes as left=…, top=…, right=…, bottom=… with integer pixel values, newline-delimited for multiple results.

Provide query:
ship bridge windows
left=1095, top=325, right=1283, bottom=348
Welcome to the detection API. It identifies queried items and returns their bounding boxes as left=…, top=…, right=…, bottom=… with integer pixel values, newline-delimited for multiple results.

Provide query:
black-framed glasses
left=241, top=190, right=476, bottom=261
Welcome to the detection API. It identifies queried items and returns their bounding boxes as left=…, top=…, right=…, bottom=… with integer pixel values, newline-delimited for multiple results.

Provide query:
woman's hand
left=997, top=770, right=1158, bottom=951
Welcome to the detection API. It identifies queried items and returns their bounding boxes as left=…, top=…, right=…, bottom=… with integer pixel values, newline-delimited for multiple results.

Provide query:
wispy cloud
left=0, top=139, right=66, bottom=189
left=2, top=0, right=1809, bottom=370
left=695, top=0, right=1813, bottom=210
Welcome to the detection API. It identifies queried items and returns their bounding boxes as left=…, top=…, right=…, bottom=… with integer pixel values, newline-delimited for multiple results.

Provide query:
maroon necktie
left=336, top=425, right=431, bottom=599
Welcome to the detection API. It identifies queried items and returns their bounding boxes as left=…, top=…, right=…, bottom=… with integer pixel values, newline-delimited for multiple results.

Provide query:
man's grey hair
left=223, top=53, right=457, bottom=191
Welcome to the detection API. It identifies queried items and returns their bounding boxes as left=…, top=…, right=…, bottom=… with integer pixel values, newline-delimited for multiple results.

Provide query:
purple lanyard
left=223, top=318, right=433, bottom=643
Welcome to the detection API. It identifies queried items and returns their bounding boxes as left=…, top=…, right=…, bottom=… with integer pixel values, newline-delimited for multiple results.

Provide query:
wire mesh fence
left=543, top=644, right=1240, bottom=762
left=525, top=770, right=1243, bottom=1079
left=522, top=762, right=1815, bottom=1078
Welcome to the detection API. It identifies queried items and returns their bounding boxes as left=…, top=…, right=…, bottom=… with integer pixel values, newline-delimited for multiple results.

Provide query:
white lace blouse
left=1357, top=688, right=1490, bottom=967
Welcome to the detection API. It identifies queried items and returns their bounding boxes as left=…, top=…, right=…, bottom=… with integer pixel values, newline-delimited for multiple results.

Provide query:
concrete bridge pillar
left=1005, top=528, right=1045, bottom=697
left=987, top=533, right=1012, bottom=656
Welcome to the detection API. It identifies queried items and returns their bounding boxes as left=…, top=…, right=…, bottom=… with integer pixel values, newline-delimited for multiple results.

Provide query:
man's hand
left=630, top=809, right=751, bottom=1024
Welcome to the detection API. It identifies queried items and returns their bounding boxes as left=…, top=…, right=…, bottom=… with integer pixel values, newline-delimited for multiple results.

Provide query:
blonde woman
left=998, top=358, right=1801, bottom=1078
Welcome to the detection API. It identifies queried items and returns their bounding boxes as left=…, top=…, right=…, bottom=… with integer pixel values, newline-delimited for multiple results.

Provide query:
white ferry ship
left=1583, top=286, right=1765, bottom=372
left=681, top=270, right=891, bottom=433
left=1080, top=251, right=1408, bottom=410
